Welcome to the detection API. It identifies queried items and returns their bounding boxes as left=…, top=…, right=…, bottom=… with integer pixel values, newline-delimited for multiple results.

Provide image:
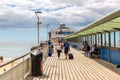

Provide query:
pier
left=0, top=8, right=120, bottom=80
left=26, top=47, right=120, bottom=80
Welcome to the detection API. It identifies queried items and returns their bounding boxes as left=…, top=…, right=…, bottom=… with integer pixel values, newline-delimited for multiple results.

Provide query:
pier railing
left=0, top=52, right=31, bottom=80
left=0, top=45, right=48, bottom=80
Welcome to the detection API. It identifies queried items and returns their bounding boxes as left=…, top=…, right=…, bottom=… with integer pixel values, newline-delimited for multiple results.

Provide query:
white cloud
left=0, top=0, right=120, bottom=30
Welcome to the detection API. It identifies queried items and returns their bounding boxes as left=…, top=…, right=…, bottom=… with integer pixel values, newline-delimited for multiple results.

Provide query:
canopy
left=66, top=9, right=120, bottom=39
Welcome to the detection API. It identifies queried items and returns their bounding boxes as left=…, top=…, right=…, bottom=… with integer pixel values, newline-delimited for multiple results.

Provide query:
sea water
left=0, top=45, right=31, bottom=62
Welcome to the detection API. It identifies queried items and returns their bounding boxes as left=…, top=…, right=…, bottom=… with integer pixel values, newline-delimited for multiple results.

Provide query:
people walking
left=56, top=40, right=62, bottom=59
left=48, top=40, right=54, bottom=57
left=63, top=40, right=70, bottom=59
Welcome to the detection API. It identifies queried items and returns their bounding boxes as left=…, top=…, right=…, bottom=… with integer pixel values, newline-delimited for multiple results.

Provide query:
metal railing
left=0, top=52, right=31, bottom=80
left=0, top=44, right=48, bottom=80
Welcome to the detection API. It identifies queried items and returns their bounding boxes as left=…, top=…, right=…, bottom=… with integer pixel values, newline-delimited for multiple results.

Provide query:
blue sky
left=0, top=0, right=120, bottom=46
left=0, top=28, right=47, bottom=46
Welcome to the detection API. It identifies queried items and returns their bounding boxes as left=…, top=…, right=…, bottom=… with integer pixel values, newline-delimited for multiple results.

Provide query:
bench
left=71, top=45, right=77, bottom=48
left=89, top=47, right=101, bottom=58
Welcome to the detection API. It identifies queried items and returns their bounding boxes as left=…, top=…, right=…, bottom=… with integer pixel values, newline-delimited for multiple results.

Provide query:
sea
left=0, top=43, right=35, bottom=63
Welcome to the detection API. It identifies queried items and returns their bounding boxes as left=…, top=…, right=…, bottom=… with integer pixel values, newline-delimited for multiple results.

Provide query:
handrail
left=0, top=52, right=31, bottom=68
left=0, top=52, right=32, bottom=80
left=0, top=44, right=48, bottom=80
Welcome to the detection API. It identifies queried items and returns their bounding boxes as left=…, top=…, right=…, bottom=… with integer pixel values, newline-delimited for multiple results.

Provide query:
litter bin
left=31, top=51, right=43, bottom=76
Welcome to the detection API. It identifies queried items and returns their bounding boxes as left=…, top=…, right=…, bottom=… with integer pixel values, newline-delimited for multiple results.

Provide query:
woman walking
left=56, top=40, right=62, bottom=59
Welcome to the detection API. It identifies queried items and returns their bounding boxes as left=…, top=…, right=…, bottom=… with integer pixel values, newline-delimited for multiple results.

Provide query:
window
left=98, top=34, right=101, bottom=46
left=102, top=33, right=105, bottom=46
left=86, top=36, right=89, bottom=42
left=92, top=35, right=96, bottom=45
left=80, top=37, right=82, bottom=42
left=115, top=31, right=120, bottom=47
left=94, top=35, right=96, bottom=44
left=96, top=34, right=98, bottom=46
left=78, top=37, right=80, bottom=42
left=106, top=33, right=109, bottom=47
left=82, top=37, right=85, bottom=45
left=92, top=35, right=94, bottom=45
left=82, top=37, right=85, bottom=42
left=110, top=32, right=114, bottom=47
left=88, top=35, right=92, bottom=45
left=85, top=36, right=87, bottom=41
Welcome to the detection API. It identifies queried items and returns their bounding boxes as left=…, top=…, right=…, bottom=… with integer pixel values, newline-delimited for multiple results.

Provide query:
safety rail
left=0, top=44, right=48, bottom=80
left=0, top=52, right=31, bottom=80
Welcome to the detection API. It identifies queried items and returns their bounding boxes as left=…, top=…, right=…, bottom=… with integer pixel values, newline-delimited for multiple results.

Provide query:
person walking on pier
left=63, top=40, right=70, bottom=59
left=56, top=40, right=62, bottom=59
left=48, top=40, right=54, bottom=57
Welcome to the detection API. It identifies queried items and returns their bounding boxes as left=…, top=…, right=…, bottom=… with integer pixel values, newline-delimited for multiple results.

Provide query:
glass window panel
left=87, top=36, right=89, bottom=44
left=85, top=36, right=86, bottom=41
left=92, top=35, right=94, bottom=45
left=86, top=36, right=88, bottom=42
left=115, top=31, right=120, bottom=47
left=90, top=35, right=92, bottom=45
left=98, top=34, right=101, bottom=46
left=82, top=37, right=85, bottom=42
left=86, top=36, right=89, bottom=42
left=102, top=33, right=105, bottom=46
left=106, top=33, right=109, bottom=47
left=110, top=32, right=114, bottom=47
left=82, top=37, right=85, bottom=45
left=79, top=37, right=81, bottom=42
left=94, top=35, right=96, bottom=44
left=91, top=36, right=92, bottom=45
left=84, top=36, right=85, bottom=41
left=88, top=35, right=92, bottom=45
left=96, top=34, right=99, bottom=46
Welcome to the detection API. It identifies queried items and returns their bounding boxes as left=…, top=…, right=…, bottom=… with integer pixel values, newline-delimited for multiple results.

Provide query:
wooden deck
left=30, top=48, right=120, bottom=80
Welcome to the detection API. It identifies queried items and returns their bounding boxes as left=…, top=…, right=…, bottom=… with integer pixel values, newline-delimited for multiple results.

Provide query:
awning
left=66, top=9, right=120, bottom=39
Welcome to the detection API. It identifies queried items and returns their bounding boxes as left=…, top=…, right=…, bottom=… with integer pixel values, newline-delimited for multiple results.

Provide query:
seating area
left=71, top=44, right=77, bottom=48
left=89, top=47, right=101, bottom=58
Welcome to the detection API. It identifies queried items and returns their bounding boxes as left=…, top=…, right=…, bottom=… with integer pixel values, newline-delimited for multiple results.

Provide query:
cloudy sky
left=0, top=0, right=120, bottom=45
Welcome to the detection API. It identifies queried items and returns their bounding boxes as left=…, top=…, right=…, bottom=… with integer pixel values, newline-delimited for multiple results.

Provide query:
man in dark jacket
left=63, top=40, right=70, bottom=59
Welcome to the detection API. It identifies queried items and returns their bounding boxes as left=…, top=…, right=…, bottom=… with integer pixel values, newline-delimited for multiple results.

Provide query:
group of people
left=82, top=41, right=100, bottom=57
left=48, top=40, right=100, bottom=59
left=48, top=39, right=70, bottom=59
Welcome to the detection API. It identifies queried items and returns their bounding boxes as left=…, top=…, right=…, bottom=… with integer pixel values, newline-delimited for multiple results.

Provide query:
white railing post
left=22, top=57, right=25, bottom=80
left=11, top=61, right=14, bottom=80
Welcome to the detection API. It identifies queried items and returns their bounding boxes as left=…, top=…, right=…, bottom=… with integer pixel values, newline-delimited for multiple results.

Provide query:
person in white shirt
left=56, top=40, right=62, bottom=59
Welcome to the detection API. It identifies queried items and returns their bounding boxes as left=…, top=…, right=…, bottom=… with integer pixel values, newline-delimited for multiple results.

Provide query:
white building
left=49, top=24, right=76, bottom=41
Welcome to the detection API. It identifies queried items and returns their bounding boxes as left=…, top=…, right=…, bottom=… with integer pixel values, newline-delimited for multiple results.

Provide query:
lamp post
left=35, top=11, right=42, bottom=51
left=46, top=24, right=50, bottom=40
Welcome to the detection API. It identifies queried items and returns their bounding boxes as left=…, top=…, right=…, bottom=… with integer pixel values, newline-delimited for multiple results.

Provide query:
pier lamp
left=35, top=11, right=42, bottom=51
left=46, top=24, right=50, bottom=40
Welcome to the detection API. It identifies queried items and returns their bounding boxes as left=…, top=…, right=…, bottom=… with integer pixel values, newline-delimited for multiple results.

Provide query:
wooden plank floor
left=32, top=48, right=120, bottom=80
